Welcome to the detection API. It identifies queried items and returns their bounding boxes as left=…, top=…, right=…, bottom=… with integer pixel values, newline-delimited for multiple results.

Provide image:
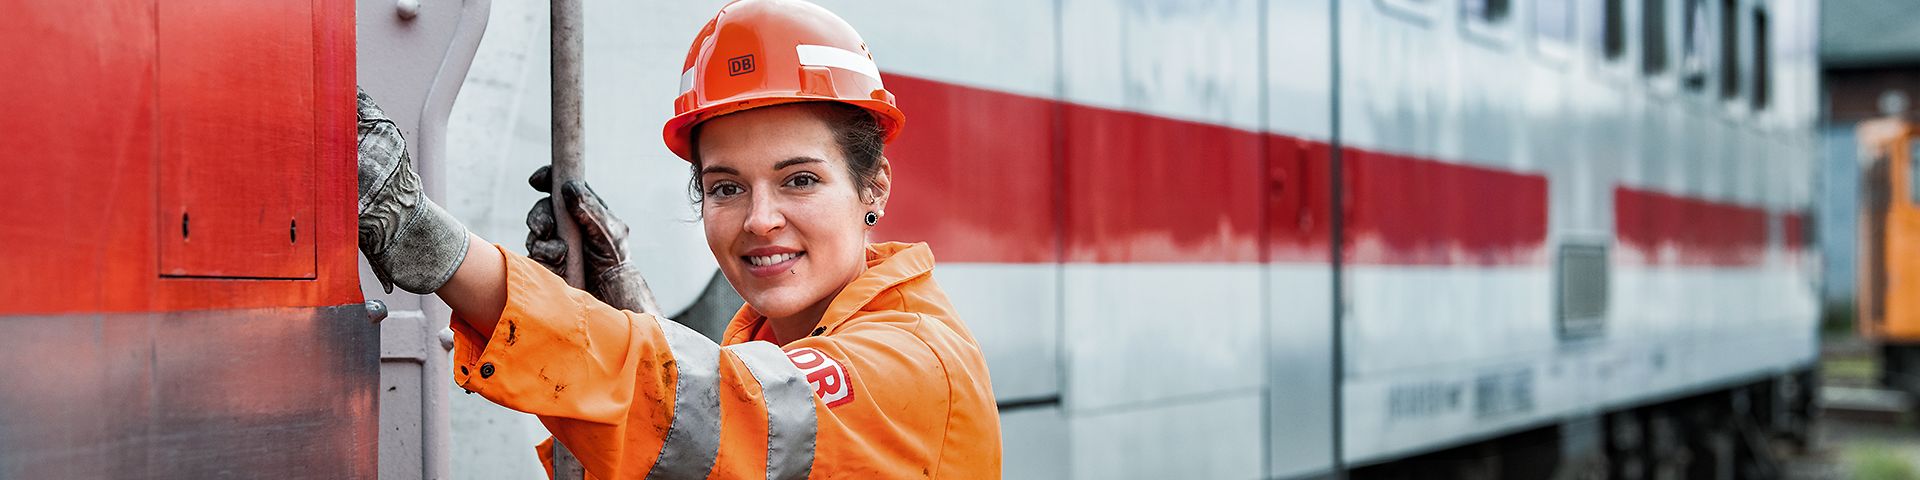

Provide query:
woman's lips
left=742, top=251, right=805, bottom=278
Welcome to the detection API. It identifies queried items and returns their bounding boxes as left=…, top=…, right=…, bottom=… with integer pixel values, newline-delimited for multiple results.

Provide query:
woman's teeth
left=746, top=252, right=801, bottom=266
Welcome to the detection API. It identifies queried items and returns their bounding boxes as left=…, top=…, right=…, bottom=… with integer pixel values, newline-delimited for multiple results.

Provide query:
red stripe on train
left=1783, top=211, right=1808, bottom=252
left=1613, top=187, right=1772, bottom=266
left=875, top=73, right=1550, bottom=266
left=1341, top=149, right=1550, bottom=266
left=870, top=74, right=1060, bottom=264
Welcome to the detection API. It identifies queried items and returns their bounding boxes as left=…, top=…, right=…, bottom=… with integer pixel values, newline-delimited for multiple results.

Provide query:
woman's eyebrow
left=774, top=157, right=825, bottom=170
left=699, top=165, right=740, bottom=176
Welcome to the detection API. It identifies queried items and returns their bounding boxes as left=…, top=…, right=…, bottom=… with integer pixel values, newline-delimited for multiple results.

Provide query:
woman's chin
left=740, top=287, right=822, bottom=320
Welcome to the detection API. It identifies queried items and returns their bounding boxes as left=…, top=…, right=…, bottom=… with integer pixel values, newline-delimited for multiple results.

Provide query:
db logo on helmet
left=787, top=347, right=853, bottom=407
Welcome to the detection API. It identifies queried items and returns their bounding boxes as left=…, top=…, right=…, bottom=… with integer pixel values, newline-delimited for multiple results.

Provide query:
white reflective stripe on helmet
left=795, top=44, right=882, bottom=85
left=724, top=341, right=820, bottom=480
left=679, top=67, right=697, bottom=94
left=644, top=316, right=722, bottom=479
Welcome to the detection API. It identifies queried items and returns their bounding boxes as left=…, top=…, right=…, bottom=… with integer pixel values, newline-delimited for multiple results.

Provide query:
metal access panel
left=157, top=0, right=319, bottom=279
left=1557, top=243, right=1609, bottom=340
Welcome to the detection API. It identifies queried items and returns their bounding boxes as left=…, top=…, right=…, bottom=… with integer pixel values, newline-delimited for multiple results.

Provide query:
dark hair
left=687, top=102, right=887, bottom=210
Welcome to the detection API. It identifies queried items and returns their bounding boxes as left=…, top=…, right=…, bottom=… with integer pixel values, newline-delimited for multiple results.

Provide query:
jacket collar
left=725, top=242, right=935, bottom=343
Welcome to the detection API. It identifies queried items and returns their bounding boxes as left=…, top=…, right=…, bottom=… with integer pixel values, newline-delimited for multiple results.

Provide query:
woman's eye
left=708, top=183, right=744, bottom=198
left=785, top=174, right=818, bottom=188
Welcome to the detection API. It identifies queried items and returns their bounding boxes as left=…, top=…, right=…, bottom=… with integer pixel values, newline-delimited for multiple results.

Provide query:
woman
left=353, top=0, right=1002, bottom=477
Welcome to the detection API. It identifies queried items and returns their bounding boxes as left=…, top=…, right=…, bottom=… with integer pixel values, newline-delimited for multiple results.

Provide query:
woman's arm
left=438, top=233, right=508, bottom=337
left=448, top=245, right=962, bottom=479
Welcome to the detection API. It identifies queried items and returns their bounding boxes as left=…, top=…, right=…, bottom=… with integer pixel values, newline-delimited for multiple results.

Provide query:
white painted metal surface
left=357, top=0, right=491, bottom=477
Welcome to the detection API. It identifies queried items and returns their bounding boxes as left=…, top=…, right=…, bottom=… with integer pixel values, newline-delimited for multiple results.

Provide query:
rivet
left=363, top=299, right=389, bottom=323
left=480, top=363, right=496, bottom=379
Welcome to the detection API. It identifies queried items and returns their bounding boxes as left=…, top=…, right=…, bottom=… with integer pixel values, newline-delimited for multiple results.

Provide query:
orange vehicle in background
left=1859, top=117, right=1920, bottom=394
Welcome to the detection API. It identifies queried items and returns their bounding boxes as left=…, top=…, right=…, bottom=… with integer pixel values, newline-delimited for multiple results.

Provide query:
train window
left=1461, top=0, right=1511, bottom=23
left=1752, top=9, right=1770, bottom=109
left=1643, top=0, right=1668, bottom=74
left=1602, top=0, right=1626, bottom=61
left=1679, top=0, right=1708, bottom=90
left=1718, top=0, right=1739, bottom=100
left=1534, top=0, right=1575, bottom=46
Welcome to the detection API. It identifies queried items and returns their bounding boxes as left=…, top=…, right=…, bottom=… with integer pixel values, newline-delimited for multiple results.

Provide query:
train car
left=475, top=0, right=1809, bottom=478
left=1331, top=0, right=1820, bottom=476
left=0, top=0, right=1821, bottom=478
left=1857, top=118, right=1920, bottom=398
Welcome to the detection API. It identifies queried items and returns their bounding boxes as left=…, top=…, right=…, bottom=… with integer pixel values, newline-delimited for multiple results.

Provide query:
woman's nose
left=742, top=192, right=785, bottom=236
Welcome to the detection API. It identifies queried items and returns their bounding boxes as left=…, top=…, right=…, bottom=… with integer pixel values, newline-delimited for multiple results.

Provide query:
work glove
left=357, top=87, right=470, bottom=294
left=525, top=166, right=663, bottom=315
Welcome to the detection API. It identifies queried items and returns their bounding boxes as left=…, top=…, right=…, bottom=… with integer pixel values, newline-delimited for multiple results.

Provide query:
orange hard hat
left=663, top=0, right=905, bottom=162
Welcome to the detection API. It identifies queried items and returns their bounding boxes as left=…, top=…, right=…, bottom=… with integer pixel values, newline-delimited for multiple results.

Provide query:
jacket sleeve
left=449, top=245, right=952, bottom=479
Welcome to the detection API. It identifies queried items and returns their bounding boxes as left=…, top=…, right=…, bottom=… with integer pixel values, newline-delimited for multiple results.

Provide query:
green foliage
left=1848, top=444, right=1920, bottom=480
left=1828, top=356, right=1880, bottom=385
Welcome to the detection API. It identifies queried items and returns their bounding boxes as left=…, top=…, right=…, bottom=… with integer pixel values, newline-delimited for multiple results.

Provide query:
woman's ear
left=868, top=156, right=893, bottom=215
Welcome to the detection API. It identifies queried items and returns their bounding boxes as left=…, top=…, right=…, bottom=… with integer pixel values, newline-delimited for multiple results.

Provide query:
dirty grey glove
left=357, top=87, right=469, bottom=294
left=525, top=166, right=663, bottom=315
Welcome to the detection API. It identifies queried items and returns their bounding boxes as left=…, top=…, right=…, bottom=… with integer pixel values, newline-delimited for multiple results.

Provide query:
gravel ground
left=1786, top=335, right=1920, bottom=479
left=1785, top=414, right=1920, bottom=480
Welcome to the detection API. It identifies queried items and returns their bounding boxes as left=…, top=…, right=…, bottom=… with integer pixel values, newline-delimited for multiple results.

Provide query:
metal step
left=1820, top=386, right=1910, bottom=424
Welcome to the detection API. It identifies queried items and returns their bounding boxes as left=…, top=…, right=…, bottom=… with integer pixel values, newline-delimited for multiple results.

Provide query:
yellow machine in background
left=1860, top=118, right=1920, bottom=393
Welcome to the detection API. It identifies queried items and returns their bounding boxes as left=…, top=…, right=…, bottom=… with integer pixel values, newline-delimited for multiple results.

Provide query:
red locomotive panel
left=0, top=0, right=360, bottom=315
left=0, top=1, right=375, bottom=478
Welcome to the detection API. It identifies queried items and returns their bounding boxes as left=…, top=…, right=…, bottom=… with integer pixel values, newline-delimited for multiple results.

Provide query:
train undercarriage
left=1351, top=369, right=1818, bottom=480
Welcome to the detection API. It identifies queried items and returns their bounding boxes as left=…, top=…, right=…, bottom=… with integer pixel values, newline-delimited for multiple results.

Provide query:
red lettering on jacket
left=787, top=347, right=854, bottom=407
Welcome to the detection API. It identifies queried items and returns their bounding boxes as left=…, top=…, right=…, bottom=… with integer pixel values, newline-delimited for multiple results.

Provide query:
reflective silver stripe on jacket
left=645, top=317, right=722, bottom=479
left=724, top=341, right=820, bottom=480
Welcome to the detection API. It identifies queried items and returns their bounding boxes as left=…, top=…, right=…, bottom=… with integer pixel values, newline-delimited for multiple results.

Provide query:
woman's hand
left=356, top=87, right=470, bottom=294
left=525, top=166, right=663, bottom=316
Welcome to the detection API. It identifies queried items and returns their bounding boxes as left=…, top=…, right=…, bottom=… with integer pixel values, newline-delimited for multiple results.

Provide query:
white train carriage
left=439, top=0, right=1820, bottom=477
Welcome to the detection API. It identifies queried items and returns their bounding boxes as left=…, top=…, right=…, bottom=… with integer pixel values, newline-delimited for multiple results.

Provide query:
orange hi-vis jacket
left=450, top=242, right=1002, bottom=479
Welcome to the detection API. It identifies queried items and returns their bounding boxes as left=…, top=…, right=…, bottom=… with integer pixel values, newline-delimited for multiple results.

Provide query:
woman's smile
left=741, top=246, right=807, bottom=277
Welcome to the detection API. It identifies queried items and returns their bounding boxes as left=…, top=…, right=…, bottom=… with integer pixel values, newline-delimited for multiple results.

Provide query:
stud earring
left=864, top=211, right=879, bottom=226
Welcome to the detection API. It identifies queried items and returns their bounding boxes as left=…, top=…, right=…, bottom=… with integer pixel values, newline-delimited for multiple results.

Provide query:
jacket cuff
left=449, top=244, right=585, bottom=400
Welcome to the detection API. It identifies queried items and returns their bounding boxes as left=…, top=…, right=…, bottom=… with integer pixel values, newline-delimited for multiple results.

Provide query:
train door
left=1264, top=1, right=1339, bottom=478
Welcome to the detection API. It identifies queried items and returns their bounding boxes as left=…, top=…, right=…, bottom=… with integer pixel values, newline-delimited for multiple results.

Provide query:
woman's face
left=695, top=104, right=886, bottom=321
